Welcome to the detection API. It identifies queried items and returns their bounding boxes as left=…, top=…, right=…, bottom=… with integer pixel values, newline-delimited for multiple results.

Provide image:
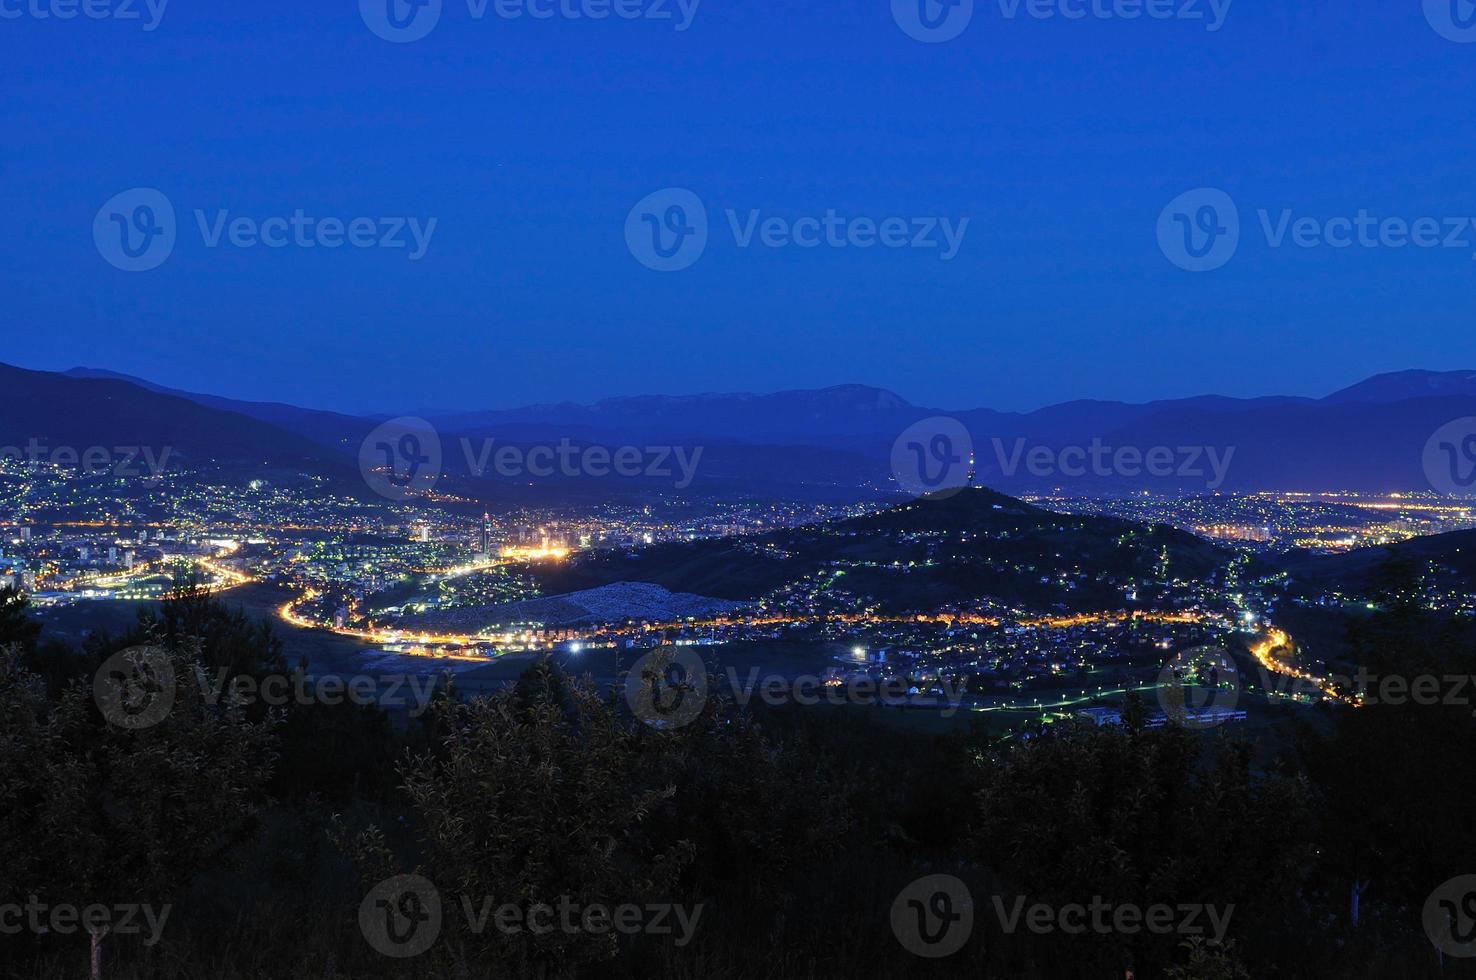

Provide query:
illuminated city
left=7, top=4, right=1476, bottom=975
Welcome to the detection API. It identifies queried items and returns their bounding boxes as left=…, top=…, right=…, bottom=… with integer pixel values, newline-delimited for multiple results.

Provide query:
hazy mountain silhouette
left=1, top=363, right=330, bottom=465
left=35, top=364, right=1476, bottom=494
left=63, top=367, right=374, bottom=451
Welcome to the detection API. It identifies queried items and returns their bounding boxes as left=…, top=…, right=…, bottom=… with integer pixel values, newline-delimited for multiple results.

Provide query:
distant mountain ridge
left=26, top=364, right=1476, bottom=495
left=1323, top=370, right=1476, bottom=405
left=0, top=362, right=331, bottom=465
left=63, top=367, right=374, bottom=452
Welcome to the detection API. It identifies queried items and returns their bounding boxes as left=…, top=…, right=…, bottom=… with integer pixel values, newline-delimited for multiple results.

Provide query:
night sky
left=3, top=0, right=1474, bottom=413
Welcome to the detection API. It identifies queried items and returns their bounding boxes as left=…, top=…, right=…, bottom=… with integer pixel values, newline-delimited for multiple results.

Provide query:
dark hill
left=1285, top=528, right=1476, bottom=589
left=64, top=367, right=373, bottom=452
left=537, top=487, right=1228, bottom=613
left=0, top=363, right=331, bottom=466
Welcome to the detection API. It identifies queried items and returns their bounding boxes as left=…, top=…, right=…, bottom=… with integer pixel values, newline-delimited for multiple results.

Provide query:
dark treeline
left=1, top=567, right=1474, bottom=979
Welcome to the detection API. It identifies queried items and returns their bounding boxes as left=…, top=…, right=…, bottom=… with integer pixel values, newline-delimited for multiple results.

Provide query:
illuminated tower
left=966, top=450, right=977, bottom=487
left=480, top=513, right=492, bottom=556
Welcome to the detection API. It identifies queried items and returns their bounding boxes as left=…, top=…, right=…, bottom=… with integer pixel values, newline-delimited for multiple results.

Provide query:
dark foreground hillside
left=3, top=575, right=1475, bottom=979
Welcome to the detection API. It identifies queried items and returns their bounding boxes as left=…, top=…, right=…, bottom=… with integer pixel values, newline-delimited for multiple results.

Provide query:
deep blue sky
left=2, top=0, right=1474, bottom=414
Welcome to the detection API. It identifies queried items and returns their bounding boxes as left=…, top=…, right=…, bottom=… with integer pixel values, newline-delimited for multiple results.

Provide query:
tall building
left=479, top=513, right=492, bottom=556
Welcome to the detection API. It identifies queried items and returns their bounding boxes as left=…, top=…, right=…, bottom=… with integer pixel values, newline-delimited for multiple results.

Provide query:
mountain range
left=0, top=363, right=1468, bottom=498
